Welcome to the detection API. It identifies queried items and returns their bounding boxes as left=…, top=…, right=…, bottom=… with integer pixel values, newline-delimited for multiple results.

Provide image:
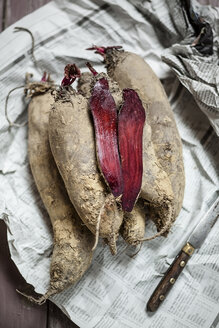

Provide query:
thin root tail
left=129, top=242, right=143, bottom=258
left=16, top=289, right=49, bottom=305
left=91, top=196, right=109, bottom=251
left=139, top=202, right=174, bottom=242
left=108, top=233, right=117, bottom=255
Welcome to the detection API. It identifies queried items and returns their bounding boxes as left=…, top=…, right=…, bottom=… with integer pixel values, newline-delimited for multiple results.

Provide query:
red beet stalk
left=61, top=64, right=81, bottom=86
left=86, top=45, right=123, bottom=60
left=90, top=77, right=123, bottom=197
left=118, top=89, right=146, bottom=212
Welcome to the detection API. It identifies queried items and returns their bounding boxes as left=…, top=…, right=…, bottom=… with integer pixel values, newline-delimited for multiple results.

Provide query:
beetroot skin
left=90, top=77, right=123, bottom=197
left=118, top=89, right=146, bottom=212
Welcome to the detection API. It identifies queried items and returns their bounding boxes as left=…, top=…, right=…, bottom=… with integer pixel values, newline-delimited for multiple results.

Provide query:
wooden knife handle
left=147, top=243, right=194, bottom=312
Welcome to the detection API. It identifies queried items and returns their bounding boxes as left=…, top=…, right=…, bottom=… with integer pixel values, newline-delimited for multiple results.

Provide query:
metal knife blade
left=188, top=201, right=219, bottom=248
left=146, top=199, right=219, bottom=312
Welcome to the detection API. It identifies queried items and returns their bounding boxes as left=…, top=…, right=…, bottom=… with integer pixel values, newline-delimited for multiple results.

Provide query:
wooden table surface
left=0, top=1, right=79, bottom=327
left=0, top=1, right=218, bottom=328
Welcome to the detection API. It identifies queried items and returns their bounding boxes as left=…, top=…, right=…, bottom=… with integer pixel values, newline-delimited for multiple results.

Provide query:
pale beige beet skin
left=120, top=122, right=174, bottom=242
left=120, top=200, right=146, bottom=246
left=28, top=92, right=94, bottom=302
left=77, top=72, right=93, bottom=98
left=49, top=90, right=123, bottom=255
left=78, top=71, right=123, bottom=107
left=140, top=121, right=174, bottom=233
left=105, top=50, right=185, bottom=222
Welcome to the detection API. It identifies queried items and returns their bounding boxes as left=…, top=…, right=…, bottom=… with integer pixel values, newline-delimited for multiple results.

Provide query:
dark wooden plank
left=0, top=221, right=48, bottom=328
left=0, top=0, right=6, bottom=31
left=0, top=222, right=79, bottom=328
left=198, top=0, right=219, bottom=6
left=0, top=0, right=3, bottom=31
left=48, top=302, right=79, bottom=328
left=4, top=0, right=51, bottom=29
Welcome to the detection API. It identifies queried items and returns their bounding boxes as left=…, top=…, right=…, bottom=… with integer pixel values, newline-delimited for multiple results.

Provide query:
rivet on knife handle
left=146, top=242, right=195, bottom=312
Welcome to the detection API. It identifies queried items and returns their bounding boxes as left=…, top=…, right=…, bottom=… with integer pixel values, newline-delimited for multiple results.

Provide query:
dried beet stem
left=86, top=62, right=98, bottom=76
left=14, top=27, right=41, bottom=73
left=5, top=85, right=26, bottom=127
left=16, top=289, right=53, bottom=305
left=87, top=45, right=123, bottom=60
left=61, top=64, right=81, bottom=86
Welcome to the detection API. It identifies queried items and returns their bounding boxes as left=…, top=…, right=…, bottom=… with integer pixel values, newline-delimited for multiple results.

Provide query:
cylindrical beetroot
left=28, top=85, right=94, bottom=303
left=49, top=88, right=123, bottom=255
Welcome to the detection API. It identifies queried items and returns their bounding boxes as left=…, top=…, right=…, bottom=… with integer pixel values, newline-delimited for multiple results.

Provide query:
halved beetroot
left=118, top=89, right=146, bottom=212
left=90, top=77, right=123, bottom=197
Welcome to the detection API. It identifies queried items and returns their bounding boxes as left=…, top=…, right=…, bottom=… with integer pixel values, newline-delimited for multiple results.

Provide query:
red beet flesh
left=90, top=77, right=123, bottom=197
left=119, top=89, right=146, bottom=212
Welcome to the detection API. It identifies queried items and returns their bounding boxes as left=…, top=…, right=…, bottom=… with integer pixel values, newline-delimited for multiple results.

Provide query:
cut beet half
left=90, top=77, right=123, bottom=197
left=118, top=89, right=146, bottom=212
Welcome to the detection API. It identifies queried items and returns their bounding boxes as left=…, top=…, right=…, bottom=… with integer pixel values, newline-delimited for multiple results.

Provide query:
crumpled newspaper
left=0, top=0, right=219, bottom=327
left=130, top=0, right=219, bottom=135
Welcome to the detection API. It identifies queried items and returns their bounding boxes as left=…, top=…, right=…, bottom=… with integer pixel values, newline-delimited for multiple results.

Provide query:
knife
left=146, top=200, right=219, bottom=312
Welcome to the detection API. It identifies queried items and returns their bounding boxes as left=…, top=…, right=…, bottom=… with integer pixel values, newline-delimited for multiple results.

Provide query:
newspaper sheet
left=0, top=0, right=218, bottom=327
left=130, top=0, right=219, bottom=135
